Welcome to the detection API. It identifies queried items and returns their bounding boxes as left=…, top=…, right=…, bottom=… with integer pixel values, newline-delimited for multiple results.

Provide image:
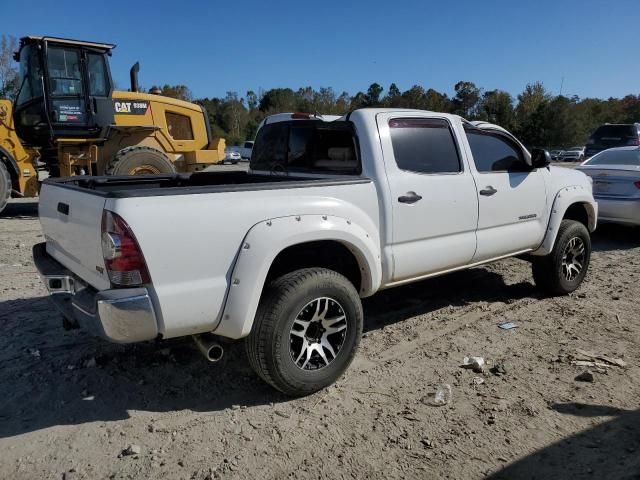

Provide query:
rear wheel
left=245, top=268, right=363, bottom=396
left=532, top=219, right=591, bottom=295
left=107, top=146, right=175, bottom=176
left=0, top=162, right=12, bottom=214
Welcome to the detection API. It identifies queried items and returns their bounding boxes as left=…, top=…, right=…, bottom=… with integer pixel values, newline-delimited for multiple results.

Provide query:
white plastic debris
left=430, top=384, right=452, bottom=406
left=462, top=356, right=485, bottom=373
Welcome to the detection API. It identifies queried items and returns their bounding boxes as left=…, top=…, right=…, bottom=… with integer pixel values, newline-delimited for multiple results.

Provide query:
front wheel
left=0, top=162, right=11, bottom=214
left=532, top=219, right=591, bottom=295
left=245, top=268, right=363, bottom=396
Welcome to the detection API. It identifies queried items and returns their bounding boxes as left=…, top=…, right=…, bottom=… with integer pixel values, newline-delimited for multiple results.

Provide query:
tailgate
left=39, top=182, right=111, bottom=290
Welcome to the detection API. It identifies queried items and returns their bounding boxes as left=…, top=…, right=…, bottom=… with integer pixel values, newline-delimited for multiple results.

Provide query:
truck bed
left=44, top=171, right=371, bottom=198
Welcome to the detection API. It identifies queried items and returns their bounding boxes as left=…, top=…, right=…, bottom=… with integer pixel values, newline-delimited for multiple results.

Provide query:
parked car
left=550, top=149, right=564, bottom=161
left=560, top=146, right=585, bottom=162
left=33, top=109, right=597, bottom=396
left=223, top=149, right=241, bottom=164
left=585, top=123, right=640, bottom=159
left=577, top=146, right=640, bottom=226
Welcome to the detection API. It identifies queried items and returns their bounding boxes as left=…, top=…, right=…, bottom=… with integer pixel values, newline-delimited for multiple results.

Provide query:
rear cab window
left=389, top=118, right=461, bottom=174
left=250, top=121, right=360, bottom=175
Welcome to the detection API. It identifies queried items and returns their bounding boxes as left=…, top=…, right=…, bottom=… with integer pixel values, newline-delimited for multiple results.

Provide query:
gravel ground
left=0, top=197, right=638, bottom=480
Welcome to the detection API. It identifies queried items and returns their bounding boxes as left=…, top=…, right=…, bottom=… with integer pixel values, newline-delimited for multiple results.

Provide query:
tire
left=245, top=268, right=363, bottom=396
left=106, top=146, right=176, bottom=176
left=0, top=162, right=11, bottom=214
left=532, top=219, right=591, bottom=295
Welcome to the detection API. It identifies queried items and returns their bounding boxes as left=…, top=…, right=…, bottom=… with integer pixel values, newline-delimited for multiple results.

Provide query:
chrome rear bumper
left=33, top=243, right=159, bottom=343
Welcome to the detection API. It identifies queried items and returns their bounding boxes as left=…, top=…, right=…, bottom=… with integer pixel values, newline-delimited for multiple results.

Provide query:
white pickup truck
left=34, top=109, right=597, bottom=396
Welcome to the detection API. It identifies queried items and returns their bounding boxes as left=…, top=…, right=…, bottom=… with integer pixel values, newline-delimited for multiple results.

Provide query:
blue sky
left=4, top=0, right=639, bottom=101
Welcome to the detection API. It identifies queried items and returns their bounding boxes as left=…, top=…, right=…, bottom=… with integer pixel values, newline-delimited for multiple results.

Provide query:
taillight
left=627, top=138, right=640, bottom=146
left=291, top=112, right=313, bottom=119
left=634, top=181, right=640, bottom=189
left=101, top=210, right=150, bottom=286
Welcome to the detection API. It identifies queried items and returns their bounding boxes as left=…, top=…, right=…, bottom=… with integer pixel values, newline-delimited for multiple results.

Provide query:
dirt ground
left=0, top=197, right=638, bottom=480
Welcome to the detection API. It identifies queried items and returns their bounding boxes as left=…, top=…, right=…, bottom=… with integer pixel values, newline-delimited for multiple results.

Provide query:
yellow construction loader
left=0, top=36, right=226, bottom=213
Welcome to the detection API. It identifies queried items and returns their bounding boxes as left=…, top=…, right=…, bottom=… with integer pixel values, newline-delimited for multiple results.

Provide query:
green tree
left=452, top=81, right=481, bottom=118
left=365, top=83, right=384, bottom=106
left=246, top=90, right=258, bottom=110
left=159, top=84, right=193, bottom=101
left=480, top=90, right=515, bottom=130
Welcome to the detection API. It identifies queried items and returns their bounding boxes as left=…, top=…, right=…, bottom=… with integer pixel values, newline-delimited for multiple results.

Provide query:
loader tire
left=0, top=161, right=11, bottom=214
left=245, top=268, right=363, bottom=397
left=107, top=146, right=176, bottom=176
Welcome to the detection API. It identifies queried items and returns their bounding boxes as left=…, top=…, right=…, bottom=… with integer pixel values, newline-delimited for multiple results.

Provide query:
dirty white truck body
left=34, top=108, right=597, bottom=392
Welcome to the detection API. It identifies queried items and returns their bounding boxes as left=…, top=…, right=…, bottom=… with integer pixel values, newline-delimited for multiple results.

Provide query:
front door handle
left=398, top=191, right=423, bottom=204
left=479, top=186, right=498, bottom=196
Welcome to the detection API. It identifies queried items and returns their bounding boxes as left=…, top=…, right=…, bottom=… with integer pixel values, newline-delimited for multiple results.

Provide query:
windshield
left=585, top=149, right=640, bottom=166
left=251, top=121, right=360, bottom=175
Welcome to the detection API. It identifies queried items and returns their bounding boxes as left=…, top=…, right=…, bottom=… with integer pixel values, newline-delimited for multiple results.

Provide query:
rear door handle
left=398, top=191, right=423, bottom=204
left=479, top=186, right=497, bottom=196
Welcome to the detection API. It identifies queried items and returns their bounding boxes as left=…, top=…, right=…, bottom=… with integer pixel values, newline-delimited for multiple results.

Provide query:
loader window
left=87, top=53, right=109, bottom=97
left=17, top=46, right=43, bottom=105
left=47, top=47, right=83, bottom=96
left=166, top=112, right=194, bottom=140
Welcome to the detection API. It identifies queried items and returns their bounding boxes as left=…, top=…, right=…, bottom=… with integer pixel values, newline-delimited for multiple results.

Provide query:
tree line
left=196, top=82, right=640, bottom=150
left=1, top=34, right=639, bottom=150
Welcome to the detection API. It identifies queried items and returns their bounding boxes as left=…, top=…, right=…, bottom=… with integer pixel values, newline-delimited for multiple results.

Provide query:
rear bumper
left=33, top=243, right=159, bottom=343
left=595, top=197, right=640, bottom=226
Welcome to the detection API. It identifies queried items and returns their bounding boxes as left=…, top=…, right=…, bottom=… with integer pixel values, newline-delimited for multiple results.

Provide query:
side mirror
left=531, top=148, right=551, bottom=169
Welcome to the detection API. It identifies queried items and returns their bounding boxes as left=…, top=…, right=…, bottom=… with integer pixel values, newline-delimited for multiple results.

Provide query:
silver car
left=577, top=146, right=640, bottom=226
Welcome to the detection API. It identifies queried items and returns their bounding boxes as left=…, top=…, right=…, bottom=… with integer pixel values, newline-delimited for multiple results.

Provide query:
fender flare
left=531, top=185, right=597, bottom=256
left=213, top=214, right=382, bottom=339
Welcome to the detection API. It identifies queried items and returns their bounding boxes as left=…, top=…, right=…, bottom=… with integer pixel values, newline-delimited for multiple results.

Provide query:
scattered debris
left=429, top=384, right=452, bottom=406
left=81, top=395, right=95, bottom=401
left=420, top=438, right=434, bottom=449
left=498, top=322, right=518, bottom=330
left=28, top=348, right=40, bottom=358
left=574, top=349, right=626, bottom=368
left=84, top=357, right=97, bottom=368
left=462, top=356, right=485, bottom=373
left=575, top=370, right=595, bottom=383
left=472, top=377, right=485, bottom=386
left=490, top=361, right=507, bottom=376
left=122, top=444, right=141, bottom=457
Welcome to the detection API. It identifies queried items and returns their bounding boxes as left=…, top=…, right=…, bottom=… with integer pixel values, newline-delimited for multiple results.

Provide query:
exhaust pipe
left=130, top=62, right=140, bottom=93
left=193, top=334, right=224, bottom=362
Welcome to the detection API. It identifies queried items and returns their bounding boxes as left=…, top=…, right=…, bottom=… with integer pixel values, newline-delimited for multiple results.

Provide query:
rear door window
left=389, top=118, right=461, bottom=173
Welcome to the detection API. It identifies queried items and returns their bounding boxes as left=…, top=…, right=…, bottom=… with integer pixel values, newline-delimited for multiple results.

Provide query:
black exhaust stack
left=130, top=62, right=140, bottom=93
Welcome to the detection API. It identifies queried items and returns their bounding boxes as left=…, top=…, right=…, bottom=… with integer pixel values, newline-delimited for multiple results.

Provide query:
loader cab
left=13, top=36, right=115, bottom=146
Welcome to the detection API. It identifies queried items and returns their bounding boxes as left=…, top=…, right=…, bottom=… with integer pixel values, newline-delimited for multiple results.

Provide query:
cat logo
left=113, top=100, right=149, bottom=115
left=114, top=101, right=132, bottom=113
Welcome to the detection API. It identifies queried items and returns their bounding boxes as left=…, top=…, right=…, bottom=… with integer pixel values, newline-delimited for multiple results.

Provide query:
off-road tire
left=532, top=219, right=591, bottom=295
left=106, top=146, right=175, bottom=176
left=0, top=161, right=12, bottom=214
left=245, top=268, right=363, bottom=397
